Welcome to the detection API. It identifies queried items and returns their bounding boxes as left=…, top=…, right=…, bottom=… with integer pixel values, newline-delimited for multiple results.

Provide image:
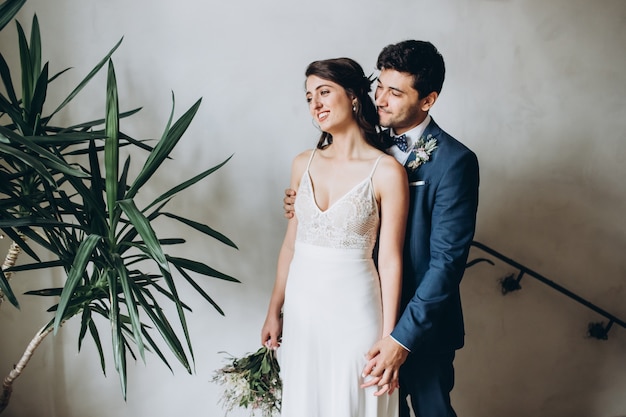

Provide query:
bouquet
left=212, top=346, right=282, bottom=417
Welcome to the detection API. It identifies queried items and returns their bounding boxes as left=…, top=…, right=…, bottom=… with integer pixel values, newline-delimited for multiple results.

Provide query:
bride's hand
left=261, top=314, right=283, bottom=349
left=361, top=336, right=407, bottom=395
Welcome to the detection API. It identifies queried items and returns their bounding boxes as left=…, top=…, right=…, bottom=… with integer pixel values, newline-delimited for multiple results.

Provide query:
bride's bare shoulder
left=292, top=149, right=314, bottom=171
left=376, top=153, right=407, bottom=181
left=289, top=149, right=315, bottom=186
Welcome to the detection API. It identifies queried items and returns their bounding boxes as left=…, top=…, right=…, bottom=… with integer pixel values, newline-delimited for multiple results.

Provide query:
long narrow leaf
left=118, top=155, right=131, bottom=202
left=62, top=169, right=111, bottom=233
left=88, top=318, right=107, bottom=375
left=0, top=53, right=18, bottom=104
left=0, top=141, right=56, bottom=185
left=0, top=125, right=89, bottom=178
left=18, top=226, right=65, bottom=259
left=134, top=287, right=190, bottom=372
left=157, top=265, right=194, bottom=366
left=78, top=307, right=91, bottom=351
left=25, top=131, right=106, bottom=145
left=162, top=212, right=237, bottom=249
left=166, top=256, right=239, bottom=282
left=28, top=62, right=48, bottom=133
left=0, top=0, right=26, bottom=31
left=24, top=287, right=63, bottom=296
left=0, top=91, right=24, bottom=129
left=126, top=97, right=202, bottom=198
left=118, top=199, right=168, bottom=270
left=145, top=155, right=232, bottom=212
left=157, top=238, right=186, bottom=246
left=107, top=268, right=128, bottom=398
left=104, top=59, right=119, bottom=227
left=88, top=140, right=104, bottom=199
left=0, top=268, right=19, bottom=308
left=0, top=226, right=40, bottom=261
left=139, top=325, right=173, bottom=373
left=29, top=15, right=41, bottom=82
left=116, top=199, right=170, bottom=256
left=50, top=38, right=123, bottom=119
left=16, top=19, right=33, bottom=111
left=5, top=260, right=64, bottom=272
left=0, top=217, right=81, bottom=229
left=46, top=66, right=71, bottom=84
left=53, top=234, right=101, bottom=333
left=113, top=253, right=145, bottom=361
left=133, top=275, right=193, bottom=313
left=173, top=264, right=224, bottom=315
left=85, top=140, right=109, bottom=235
left=64, top=107, right=142, bottom=131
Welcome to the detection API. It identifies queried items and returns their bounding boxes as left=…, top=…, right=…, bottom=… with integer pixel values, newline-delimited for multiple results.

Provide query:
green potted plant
left=0, top=6, right=238, bottom=412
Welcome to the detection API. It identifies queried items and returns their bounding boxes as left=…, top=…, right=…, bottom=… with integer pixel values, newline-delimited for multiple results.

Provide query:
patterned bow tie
left=393, top=134, right=409, bottom=152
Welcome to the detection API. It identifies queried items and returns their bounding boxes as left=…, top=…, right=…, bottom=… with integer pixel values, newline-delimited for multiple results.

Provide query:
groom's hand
left=361, top=336, right=409, bottom=396
left=283, top=188, right=296, bottom=219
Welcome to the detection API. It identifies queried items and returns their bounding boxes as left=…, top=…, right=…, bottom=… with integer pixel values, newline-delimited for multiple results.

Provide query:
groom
left=359, top=40, right=479, bottom=417
left=284, top=40, right=479, bottom=417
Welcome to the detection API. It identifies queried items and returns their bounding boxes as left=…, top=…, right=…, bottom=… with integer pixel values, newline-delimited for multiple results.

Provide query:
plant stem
left=0, top=236, right=22, bottom=308
left=0, top=324, right=53, bottom=414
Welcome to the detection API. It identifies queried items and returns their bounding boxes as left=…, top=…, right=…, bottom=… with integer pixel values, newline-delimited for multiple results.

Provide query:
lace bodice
left=294, top=150, right=382, bottom=253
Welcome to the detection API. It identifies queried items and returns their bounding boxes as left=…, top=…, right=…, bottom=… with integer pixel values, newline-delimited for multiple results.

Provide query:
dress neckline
left=305, top=173, right=370, bottom=214
left=303, top=149, right=384, bottom=214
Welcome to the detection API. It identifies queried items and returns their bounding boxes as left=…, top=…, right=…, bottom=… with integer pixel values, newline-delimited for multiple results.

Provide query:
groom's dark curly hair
left=376, top=40, right=446, bottom=99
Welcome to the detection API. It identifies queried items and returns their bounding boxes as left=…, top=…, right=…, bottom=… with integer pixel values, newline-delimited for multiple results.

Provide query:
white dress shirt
left=386, top=115, right=432, bottom=165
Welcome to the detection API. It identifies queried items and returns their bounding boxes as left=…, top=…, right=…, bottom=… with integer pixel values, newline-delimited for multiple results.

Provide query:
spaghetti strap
left=305, top=149, right=317, bottom=172
left=369, top=154, right=385, bottom=179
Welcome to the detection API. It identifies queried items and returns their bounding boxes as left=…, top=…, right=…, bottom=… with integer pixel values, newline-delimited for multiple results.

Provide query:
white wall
left=1, top=0, right=625, bottom=416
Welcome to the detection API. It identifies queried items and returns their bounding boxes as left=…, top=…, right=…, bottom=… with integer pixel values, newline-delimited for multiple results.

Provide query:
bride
left=261, top=57, right=408, bottom=417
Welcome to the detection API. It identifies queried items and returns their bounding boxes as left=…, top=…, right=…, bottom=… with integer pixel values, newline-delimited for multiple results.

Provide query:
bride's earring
left=311, top=118, right=321, bottom=131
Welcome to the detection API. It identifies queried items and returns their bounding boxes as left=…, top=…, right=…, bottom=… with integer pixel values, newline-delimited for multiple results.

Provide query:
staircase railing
left=466, top=241, right=625, bottom=340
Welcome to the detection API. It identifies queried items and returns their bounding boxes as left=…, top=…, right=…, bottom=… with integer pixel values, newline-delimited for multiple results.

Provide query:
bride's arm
left=359, top=155, right=407, bottom=396
left=261, top=151, right=310, bottom=349
left=260, top=219, right=297, bottom=349
left=375, top=156, right=408, bottom=337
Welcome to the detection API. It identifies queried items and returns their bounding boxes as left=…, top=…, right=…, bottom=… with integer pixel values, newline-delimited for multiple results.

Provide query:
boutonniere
left=407, top=134, right=438, bottom=171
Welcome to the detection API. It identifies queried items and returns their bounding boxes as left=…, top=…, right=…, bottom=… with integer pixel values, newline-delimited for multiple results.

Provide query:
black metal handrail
left=466, top=240, right=626, bottom=340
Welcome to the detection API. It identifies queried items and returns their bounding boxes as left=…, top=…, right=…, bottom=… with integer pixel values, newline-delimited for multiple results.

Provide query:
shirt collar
left=390, top=114, right=431, bottom=150
left=387, top=115, right=431, bottom=164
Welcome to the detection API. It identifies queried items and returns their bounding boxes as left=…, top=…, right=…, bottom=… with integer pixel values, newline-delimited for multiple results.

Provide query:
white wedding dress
left=279, top=149, right=398, bottom=417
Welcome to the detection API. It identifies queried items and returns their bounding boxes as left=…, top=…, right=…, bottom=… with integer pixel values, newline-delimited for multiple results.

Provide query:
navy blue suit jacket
left=390, top=118, right=479, bottom=354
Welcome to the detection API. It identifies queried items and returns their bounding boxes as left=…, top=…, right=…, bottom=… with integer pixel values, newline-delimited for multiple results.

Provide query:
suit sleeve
left=391, top=149, right=479, bottom=352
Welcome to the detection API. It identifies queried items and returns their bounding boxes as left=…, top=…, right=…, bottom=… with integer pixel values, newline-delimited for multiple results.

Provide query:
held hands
left=361, top=336, right=409, bottom=396
left=283, top=188, right=296, bottom=219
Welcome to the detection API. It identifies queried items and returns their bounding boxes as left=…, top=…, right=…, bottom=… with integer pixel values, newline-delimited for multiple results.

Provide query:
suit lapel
left=403, top=118, right=441, bottom=181
left=421, top=118, right=442, bottom=145
left=404, top=151, right=417, bottom=169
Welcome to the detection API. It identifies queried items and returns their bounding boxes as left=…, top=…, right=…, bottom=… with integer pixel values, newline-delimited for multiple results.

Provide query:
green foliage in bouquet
left=213, top=346, right=282, bottom=417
